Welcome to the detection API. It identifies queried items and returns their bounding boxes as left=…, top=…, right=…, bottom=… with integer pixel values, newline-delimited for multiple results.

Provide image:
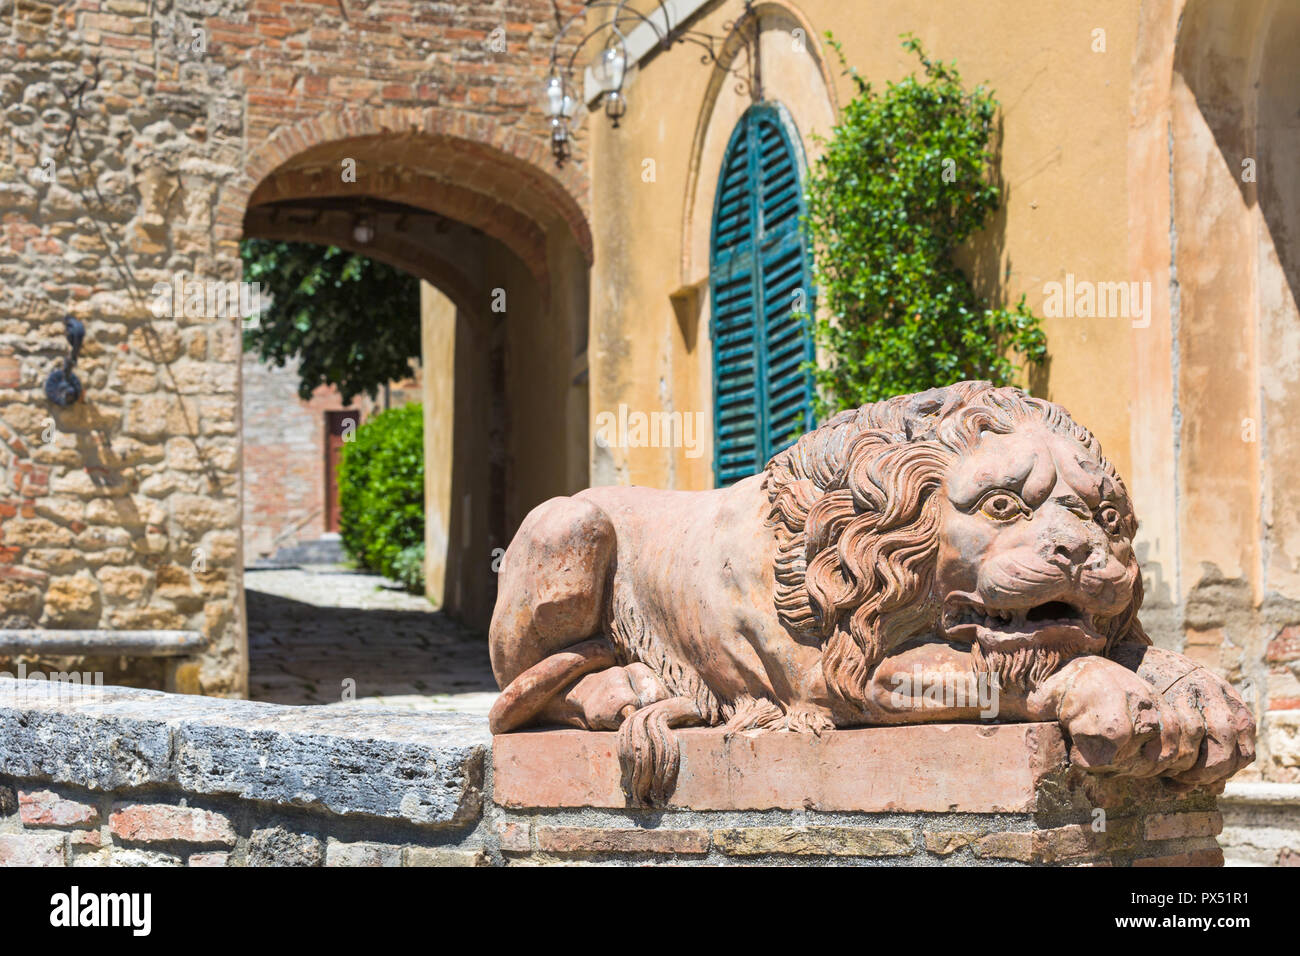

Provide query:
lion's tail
left=618, top=696, right=705, bottom=806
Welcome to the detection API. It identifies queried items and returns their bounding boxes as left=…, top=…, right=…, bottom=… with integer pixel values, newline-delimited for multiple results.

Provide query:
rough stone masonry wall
left=0, top=0, right=588, bottom=694
left=0, top=678, right=1273, bottom=867
left=0, top=0, right=250, bottom=695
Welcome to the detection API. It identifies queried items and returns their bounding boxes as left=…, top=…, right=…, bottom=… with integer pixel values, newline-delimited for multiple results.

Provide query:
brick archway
left=221, top=107, right=593, bottom=286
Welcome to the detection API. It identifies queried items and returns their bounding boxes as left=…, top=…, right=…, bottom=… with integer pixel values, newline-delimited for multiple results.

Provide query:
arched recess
left=676, top=2, right=837, bottom=489
left=681, top=1, right=838, bottom=286
left=246, top=202, right=485, bottom=319
left=236, top=115, right=594, bottom=628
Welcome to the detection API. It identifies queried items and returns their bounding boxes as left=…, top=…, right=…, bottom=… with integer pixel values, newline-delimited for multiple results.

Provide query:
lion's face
left=933, top=423, right=1140, bottom=672
left=767, top=381, right=1150, bottom=706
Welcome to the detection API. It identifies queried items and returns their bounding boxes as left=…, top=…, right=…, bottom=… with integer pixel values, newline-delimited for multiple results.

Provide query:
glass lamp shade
left=543, top=74, right=565, bottom=118
left=560, top=93, right=577, bottom=119
left=593, top=44, right=626, bottom=94
left=352, top=217, right=375, bottom=244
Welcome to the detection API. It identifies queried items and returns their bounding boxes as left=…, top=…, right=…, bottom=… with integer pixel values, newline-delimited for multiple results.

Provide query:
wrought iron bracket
left=44, top=315, right=85, bottom=407
left=544, top=0, right=762, bottom=166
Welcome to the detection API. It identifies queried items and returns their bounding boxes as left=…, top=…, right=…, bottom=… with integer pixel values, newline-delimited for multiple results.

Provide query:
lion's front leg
left=859, top=642, right=1011, bottom=724
left=488, top=638, right=671, bottom=733
left=550, top=662, right=671, bottom=730
left=1025, top=655, right=1174, bottom=776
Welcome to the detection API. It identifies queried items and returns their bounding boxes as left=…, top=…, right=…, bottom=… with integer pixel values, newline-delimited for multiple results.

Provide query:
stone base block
left=492, top=723, right=1225, bottom=866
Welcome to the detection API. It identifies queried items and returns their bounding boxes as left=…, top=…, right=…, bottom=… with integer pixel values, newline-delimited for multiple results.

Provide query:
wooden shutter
left=709, top=104, right=815, bottom=487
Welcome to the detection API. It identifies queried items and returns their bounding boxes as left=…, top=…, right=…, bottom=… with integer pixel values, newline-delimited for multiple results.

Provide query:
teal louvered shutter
left=709, top=104, right=815, bottom=487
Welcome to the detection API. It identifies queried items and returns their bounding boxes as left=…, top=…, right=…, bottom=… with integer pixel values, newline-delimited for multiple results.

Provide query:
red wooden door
left=325, top=410, right=359, bottom=533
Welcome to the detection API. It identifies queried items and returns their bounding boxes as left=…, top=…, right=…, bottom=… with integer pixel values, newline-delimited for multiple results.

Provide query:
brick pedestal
left=491, top=723, right=1225, bottom=866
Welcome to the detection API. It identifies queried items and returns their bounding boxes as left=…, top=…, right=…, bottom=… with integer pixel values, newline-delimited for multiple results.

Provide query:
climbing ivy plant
left=802, top=35, right=1046, bottom=415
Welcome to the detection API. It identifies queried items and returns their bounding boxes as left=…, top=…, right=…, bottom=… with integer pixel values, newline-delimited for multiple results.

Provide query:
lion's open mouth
left=942, top=594, right=1107, bottom=656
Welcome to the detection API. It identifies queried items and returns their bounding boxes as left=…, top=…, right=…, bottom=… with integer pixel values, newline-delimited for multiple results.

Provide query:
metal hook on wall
left=44, top=315, right=85, bottom=407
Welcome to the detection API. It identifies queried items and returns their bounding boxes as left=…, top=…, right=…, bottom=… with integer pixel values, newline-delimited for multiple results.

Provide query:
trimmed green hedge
left=338, top=403, right=425, bottom=591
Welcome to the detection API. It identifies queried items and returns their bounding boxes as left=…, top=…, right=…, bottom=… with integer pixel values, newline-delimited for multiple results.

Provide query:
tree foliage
left=802, top=35, right=1046, bottom=415
left=338, top=402, right=425, bottom=590
left=240, top=239, right=420, bottom=403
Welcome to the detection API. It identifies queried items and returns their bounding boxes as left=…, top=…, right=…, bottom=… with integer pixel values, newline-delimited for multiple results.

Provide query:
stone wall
left=0, top=678, right=1262, bottom=867
left=0, top=0, right=589, bottom=692
left=0, top=677, right=492, bottom=866
left=1220, top=782, right=1300, bottom=867
left=0, top=0, right=252, bottom=697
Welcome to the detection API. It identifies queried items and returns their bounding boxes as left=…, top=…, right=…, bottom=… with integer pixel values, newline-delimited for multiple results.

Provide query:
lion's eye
left=979, top=492, right=1025, bottom=522
left=1097, top=505, right=1122, bottom=533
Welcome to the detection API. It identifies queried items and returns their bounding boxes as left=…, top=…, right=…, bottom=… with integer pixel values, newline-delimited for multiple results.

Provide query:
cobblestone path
left=246, top=565, right=498, bottom=714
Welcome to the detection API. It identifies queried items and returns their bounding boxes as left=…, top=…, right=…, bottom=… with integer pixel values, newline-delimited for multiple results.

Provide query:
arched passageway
left=240, top=126, right=593, bottom=632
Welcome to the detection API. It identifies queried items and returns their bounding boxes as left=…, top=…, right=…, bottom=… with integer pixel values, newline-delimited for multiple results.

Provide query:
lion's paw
left=1037, top=654, right=1256, bottom=787
left=1158, top=666, right=1256, bottom=788
left=783, top=704, right=836, bottom=736
left=1038, top=656, right=1167, bottom=776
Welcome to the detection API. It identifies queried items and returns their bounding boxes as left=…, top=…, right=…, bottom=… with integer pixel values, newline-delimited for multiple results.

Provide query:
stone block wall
left=0, top=677, right=493, bottom=866
left=0, top=0, right=590, bottom=695
left=1220, top=782, right=1300, bottom=866
left=0, top=0, right=252, bottom=696
left=0, top=678, right=1251, bottom=867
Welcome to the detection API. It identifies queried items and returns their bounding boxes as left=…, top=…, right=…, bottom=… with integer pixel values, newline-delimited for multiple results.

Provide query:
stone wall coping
left=0, top=630, right=205, bottom=658
left=0, top=679, right=490, bottom=827
left=1220, top=781, right=1300, bottom=806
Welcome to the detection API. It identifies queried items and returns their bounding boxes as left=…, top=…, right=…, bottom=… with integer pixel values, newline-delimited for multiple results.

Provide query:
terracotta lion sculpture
left=489, top=381, right=1255, bottom=804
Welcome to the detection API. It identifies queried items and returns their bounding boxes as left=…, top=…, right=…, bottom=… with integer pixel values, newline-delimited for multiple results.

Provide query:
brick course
left=535, top=825, right=711, bottom=856
left=109, top=802, right=237, bottom=846
left=18, top=787, right=98, bottom=827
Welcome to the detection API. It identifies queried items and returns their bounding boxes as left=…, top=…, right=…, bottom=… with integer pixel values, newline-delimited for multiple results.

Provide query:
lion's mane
left=764, top=381, right=1149, bottom=710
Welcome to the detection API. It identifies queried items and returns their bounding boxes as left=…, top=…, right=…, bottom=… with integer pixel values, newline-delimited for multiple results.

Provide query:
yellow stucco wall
left=588, top=0, right=1141, bottom=492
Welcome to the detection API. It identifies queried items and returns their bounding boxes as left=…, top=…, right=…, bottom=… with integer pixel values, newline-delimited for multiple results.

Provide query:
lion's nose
left=1051, top=540, right=1092, bottom=566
